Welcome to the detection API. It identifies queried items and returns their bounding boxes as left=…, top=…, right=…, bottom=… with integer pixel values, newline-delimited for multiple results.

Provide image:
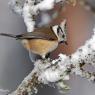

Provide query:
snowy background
left=0, top=0, right=95, bottom=95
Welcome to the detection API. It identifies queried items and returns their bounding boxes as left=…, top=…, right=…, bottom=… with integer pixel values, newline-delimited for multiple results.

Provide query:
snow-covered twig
left=9, top=0, right=77, bottom=32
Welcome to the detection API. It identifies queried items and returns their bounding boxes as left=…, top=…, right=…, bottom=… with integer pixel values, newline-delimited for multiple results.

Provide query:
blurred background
left=0, top=0, right=95, bottom=95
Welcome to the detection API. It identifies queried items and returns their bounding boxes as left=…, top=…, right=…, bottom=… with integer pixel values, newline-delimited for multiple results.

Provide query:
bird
left=0, top=20, right=67, bottom=59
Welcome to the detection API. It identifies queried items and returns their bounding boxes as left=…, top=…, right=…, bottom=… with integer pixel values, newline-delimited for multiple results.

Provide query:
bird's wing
left=17, top=27, right=58, bottom=40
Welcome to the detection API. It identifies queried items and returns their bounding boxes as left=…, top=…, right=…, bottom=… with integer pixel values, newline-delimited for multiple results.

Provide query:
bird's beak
left=59, top=41, right=68, bottom=45
left=59, top=41, right=64, bottom=44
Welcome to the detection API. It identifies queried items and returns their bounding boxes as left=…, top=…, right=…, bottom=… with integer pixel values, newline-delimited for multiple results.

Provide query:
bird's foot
left=42, top=58, right=52, bottom=64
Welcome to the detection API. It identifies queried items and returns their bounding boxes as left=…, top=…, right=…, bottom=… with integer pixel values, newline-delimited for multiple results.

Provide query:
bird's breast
left=28, top=39, right=58, bottom=56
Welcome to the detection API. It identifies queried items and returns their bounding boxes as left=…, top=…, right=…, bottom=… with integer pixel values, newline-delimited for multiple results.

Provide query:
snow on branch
left=9, top=0, right=76, bottom=32
left=6, top=28, right=95, bottom=95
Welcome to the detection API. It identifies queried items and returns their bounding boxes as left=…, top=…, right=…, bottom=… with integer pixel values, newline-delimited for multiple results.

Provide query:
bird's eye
left=57, top=30, right=60, bottom=35
left=62, top=35, right=65, bottom=38
left=57, top=26, right=64, bottom=34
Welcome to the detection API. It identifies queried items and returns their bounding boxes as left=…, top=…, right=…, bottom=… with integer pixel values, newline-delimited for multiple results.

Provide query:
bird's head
left=52, top=20, right=67, bottom=44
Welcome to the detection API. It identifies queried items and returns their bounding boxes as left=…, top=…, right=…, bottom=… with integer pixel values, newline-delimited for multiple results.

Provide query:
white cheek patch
left=60, top=19, right=66, bottom=32
left=52, top=25, right=59, bottom=38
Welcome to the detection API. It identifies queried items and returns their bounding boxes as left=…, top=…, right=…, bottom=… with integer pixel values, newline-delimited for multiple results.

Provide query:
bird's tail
left=0, top=33, right=17, bottom=38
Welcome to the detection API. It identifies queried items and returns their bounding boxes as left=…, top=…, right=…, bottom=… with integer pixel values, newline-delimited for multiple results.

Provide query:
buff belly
left=28, top=39, right=58, bottom=57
